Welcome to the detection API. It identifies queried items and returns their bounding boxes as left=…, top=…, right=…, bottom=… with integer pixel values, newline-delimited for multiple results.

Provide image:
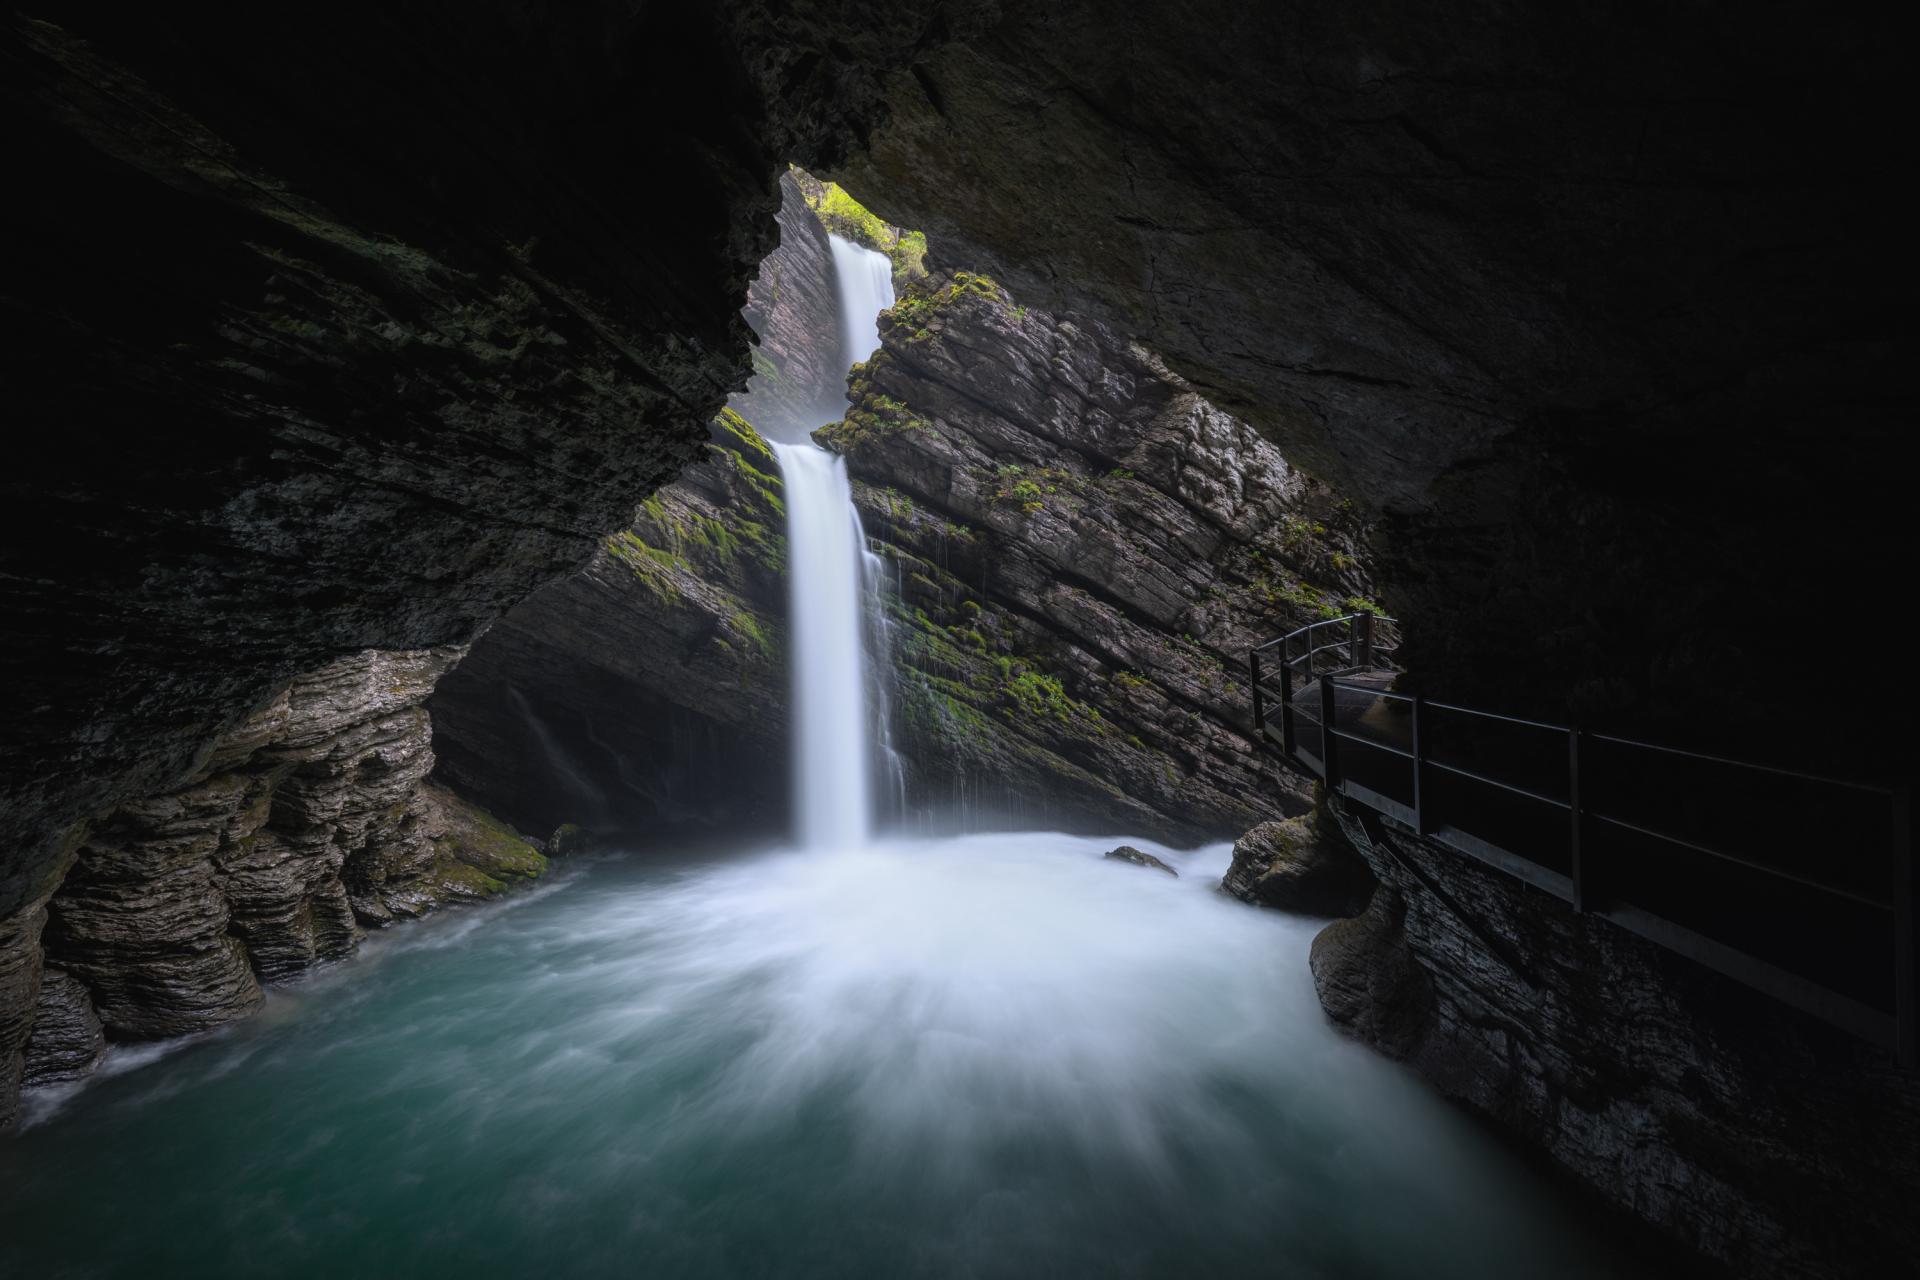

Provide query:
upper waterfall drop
left=829, top=234, right=896, bottom=368
left=771, top=234, right=898, bottom=852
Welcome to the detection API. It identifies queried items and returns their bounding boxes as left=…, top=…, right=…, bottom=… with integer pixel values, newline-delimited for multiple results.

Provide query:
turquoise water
left=1, top=834, right=1636, bottom=1279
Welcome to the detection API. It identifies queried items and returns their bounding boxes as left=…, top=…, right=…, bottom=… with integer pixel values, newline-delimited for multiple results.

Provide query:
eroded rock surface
left=1309, top=800, right=1920, bottom=1278
left=0, top=648, right=545, bottom=1123
left=21, top=969, right=104, bottom=1087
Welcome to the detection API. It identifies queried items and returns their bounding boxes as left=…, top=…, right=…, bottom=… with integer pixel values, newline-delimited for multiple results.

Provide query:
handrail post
left=1568, top=726, right=1587, bottom=913
left=1896, top=785, right=1915, bottom=1069
left=1412, top=694, right=1429, bottom=835
left=1250, top=649, right=1264, bottom=736
left=1320, top=677, right=1340, bottom=791
left=1354, top=613, right=1374, bottom=669
left=1279, top=652, right=1297, bottom=758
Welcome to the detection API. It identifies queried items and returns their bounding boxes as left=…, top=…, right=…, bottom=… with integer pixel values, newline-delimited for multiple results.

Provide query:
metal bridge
left=1250, top=613, right=1916, bottom=1068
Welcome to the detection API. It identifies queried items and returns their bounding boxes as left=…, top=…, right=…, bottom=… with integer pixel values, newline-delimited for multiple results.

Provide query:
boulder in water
left=1222, top=812, right=1374, bottom=916
left=549, top=824, right=590, bottom=858
left=1104, top=845, right=1178, bottom=877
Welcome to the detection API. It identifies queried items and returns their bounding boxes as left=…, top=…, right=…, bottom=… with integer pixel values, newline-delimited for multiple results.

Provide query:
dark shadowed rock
left=1308, top=888, right=1433, bottom=1060
left=1311, top=798, right=1920, bottom=1278
left=1104, top=846, right=1177, bottom=877
left=1223, top=811, right=1374, bottom=917
left=429, top=410, right=789, bottom=839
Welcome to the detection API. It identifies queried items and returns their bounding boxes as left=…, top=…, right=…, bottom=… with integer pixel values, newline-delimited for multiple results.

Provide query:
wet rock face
left=40, top=648, right=459, bottom=1043
left=0, top=647, right=546, bottom=1125
left=1310, top=800, right=1920, bottom=1278
left=835, top=2, right=1907, bottom=755
left=22, top=970, right=104, bottom=1088
left=429, top=413, right=790, bottom=840
left=824, top=275, right=1378, bottom=840
left=1222, top=812, right=1374, bottom=917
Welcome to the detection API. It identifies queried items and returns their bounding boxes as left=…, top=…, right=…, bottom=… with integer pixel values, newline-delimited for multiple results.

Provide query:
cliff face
left=430, top=412, right=790, bottom=840
left=1309, top=800, right=1920, bottom=1278
left=728, top=171, right=849, bottom=440
left=1, top=650, right=545, bottom=1127
left=824, top=274, right=1377, bottom=840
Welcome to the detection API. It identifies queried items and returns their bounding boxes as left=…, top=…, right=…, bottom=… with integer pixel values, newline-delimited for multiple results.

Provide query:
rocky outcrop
left=0, top=647, right=545, bottom=1124
left=1309, top=799, right=1920, bottom=1278
left=430, top=411, right=790, bottom=840
left=823, top=273, right=1378, bottom=840
left=1103, top=846, right=1176, bottom=877
left=729, top=170, right=849, bottom=440
left=1222, top=810, right=1374, bottom=916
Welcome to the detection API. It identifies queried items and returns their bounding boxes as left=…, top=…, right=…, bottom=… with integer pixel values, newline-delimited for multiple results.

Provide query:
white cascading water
left=771, top=441, right=875, bottom=850
left=828, top=233, right=896, bottom=373
left=774, top=234, right=897, bottom=850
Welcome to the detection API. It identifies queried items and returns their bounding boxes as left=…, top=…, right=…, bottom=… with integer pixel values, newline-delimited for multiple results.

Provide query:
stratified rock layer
left=825, top=274, right=1378, bottom=839
left=1309, top=799, right=1920, bottom=1278
left=0, top=648, right=545, bottom=1125
left=21, top=969, right=104, bottom=1087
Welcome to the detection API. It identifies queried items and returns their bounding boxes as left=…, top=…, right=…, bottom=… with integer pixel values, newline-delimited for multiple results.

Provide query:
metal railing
left=1250, top=614, right=1916, bottom=1068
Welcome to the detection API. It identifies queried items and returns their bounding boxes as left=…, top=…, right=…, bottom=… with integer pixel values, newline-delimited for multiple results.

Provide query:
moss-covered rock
left=420, top=782, right=548, bottom=890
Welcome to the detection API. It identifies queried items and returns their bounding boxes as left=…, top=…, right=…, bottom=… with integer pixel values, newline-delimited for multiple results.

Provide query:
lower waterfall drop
left=772, top=441, right=876, bottom=852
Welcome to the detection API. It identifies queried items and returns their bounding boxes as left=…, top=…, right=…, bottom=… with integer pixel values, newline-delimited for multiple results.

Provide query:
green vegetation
left=883, top=272, right=1004, bottom=344
left=817, top=389, right=933, bottom=453
left=728, top=609, right=777, bottom=660
left=606, top=529, right=686, bottom=606
left=801, top=177, right=929, bottom=286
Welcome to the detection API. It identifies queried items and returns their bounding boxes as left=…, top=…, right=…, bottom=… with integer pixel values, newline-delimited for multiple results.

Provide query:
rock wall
left=0, top=2, right=946, bottom=969
left=833, top=1, right=1908, bottom=764
left=430, top=412, right=790, bottom=840
left=1308, top=798, right=1920, bottom=1277
left=0, top=649, right=546, bottom=1128
left=824, top=273, right=1378, bottom=840
left=728, top=170, right=849, bottom=440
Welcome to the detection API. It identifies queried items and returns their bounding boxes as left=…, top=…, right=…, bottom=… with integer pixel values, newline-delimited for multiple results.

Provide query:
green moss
left=606, top=529, right=687, bottom=605
left=817, top=390, right=933, bottom=454
left=430, top=790, right=549, bottom=888
left=429, top=856, right=508, bottom=900
left=729, top=609, right=777, bottom=660
left=713, top=406, right=776, bottom=466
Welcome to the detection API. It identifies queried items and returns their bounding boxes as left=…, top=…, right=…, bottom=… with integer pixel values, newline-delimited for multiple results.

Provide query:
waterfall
left=772, top=234, right=898, bottom=851
left=772, top=442, right=875, bottom=850
left=829, top=234, right=895, bottom=369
